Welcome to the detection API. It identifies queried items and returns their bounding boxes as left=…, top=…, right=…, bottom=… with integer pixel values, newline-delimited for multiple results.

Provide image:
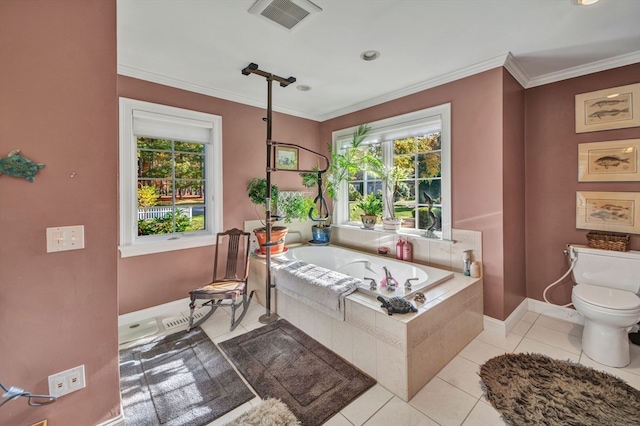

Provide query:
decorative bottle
left=396, top=237, right=404, bottom=260
left=470, top=261, right=481, bottom=278
left=403, top=238, right=413, bottom=262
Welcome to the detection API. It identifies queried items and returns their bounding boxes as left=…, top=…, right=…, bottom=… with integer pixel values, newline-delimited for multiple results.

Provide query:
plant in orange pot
left=246, top=178, right=311, bottom=254
left=246, top=177, right=287, bottom=254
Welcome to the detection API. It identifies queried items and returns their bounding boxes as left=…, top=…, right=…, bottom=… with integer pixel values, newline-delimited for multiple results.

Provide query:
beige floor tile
left=524, top=323, right=582, bottom=354
left=340, top=384, right=394, bottom=426
left=410, top=377, right=478, bottom=426
left=323, top=413, right=355, bottom=426
left=364, top=396, right=439, bottom=426
left=509, top=318, right=534, bottom=336
left=534, top=314, right=583, bottom=337
left=437, top=355, right=484, bottom=398
left=475, top=329, right=524, bottom=352
left=461, top=400, right=507, bottom=426
left=520, top=311, right=540, bottom=323
left=458, top=339, right=508, bottom=366
left=513, top=337, right=581, bottom=363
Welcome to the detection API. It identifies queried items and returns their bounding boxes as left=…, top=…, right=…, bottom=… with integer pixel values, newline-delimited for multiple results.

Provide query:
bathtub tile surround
left=246, top=224, right=484, bottom=401
left=331, top=226, right=482, bottom=274
left=273, top=272, right=483, bottom=401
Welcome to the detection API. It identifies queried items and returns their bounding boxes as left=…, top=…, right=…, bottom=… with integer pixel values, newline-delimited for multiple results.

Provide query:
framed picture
left=576, top=191, right=640, bottom=234
left=275, top=146, right=298, bottom=170
left=575, top=83, right=640, bottom=133
left=578, top=139, right=640, bottom=182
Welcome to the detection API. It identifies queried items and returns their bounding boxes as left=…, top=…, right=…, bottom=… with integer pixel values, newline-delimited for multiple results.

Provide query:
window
left=119, top=98, right=223, bottom=257
left=333, top=104, right=451, bottom=240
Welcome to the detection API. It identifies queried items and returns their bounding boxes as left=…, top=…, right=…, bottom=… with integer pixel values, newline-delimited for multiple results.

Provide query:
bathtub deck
left=248, top=254, right=483, bottom=401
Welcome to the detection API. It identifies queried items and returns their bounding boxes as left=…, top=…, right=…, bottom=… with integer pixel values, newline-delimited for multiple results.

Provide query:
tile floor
left=120, top=303, right=640, bottom=426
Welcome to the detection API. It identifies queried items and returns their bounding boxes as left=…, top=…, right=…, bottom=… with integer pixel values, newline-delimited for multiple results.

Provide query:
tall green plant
left=301, top=124, right=381, bottom=223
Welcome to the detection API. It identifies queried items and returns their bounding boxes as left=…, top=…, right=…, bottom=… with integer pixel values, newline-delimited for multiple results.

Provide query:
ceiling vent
left=248, top=0, right=322, bottom=32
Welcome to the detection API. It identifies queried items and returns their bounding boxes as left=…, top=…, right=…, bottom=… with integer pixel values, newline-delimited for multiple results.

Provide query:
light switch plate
left=46, top=225, right=84, bottom=252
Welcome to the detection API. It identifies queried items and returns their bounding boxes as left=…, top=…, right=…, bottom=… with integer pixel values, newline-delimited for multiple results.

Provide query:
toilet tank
left=570, top=244, right=640, bottom=293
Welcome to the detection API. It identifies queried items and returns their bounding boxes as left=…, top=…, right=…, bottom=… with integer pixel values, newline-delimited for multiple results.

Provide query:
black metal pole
left=241, top=63, right=298, bottom=324
left=261, top=76, right=277, bottom=324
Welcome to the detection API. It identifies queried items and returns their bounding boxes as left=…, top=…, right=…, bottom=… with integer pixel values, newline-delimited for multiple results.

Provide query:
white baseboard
left=484, top=298, right=529, bottom=337
left=484, top=298, right=584, bottom=336
left=118, top=297, right=190, bottom=327
left=97, top=413, right=125, bottom=426
left=527, top=298, right=584, bottom=325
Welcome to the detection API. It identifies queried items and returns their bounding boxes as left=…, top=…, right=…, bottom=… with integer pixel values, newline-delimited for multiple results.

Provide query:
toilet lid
left=573, top=284, right=640, bottom=310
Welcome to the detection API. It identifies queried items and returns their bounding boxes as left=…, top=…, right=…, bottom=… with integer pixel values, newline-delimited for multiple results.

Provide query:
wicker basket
left=586, top=231, right=630, bottom=252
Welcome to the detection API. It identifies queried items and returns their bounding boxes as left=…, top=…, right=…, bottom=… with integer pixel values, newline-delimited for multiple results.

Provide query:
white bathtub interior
left=278, top=245, right=454, bottom=298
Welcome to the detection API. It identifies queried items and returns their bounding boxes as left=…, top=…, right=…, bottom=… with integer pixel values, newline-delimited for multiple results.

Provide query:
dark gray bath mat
left=119, top=327, right=254, bottom=426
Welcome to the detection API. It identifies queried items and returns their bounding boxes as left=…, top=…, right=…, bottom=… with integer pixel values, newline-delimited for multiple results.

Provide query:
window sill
left=119, top=235, right=217, bottom=258
left=332, top=223, right=452, bottom=242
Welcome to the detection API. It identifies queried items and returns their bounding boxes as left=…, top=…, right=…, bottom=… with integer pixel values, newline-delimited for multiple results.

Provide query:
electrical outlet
left=48, top=365, right=86, bottom=397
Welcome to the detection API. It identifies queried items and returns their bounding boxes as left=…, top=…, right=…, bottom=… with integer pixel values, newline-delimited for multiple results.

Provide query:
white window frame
left=118, top=98, right=223, bottom=257
left=332, top=103, right=451, bottom=240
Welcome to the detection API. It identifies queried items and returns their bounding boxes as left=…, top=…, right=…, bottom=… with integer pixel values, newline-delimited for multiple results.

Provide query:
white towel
left=272, top=260, right=360, bottom=321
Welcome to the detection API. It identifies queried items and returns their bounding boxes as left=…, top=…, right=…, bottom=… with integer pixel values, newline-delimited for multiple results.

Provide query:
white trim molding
left=484, top=298, right=584, bottom=337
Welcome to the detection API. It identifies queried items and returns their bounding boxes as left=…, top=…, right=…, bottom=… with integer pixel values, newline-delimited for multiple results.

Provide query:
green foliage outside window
left=138, top=210, right=191, bottom=236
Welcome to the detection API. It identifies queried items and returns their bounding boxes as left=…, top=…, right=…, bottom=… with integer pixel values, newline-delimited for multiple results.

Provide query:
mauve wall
left=525, top=64, right=640, bottom=306
left=117, top=77, right=320, bottom=314
left=0, top=2, right=120, bottom=425
left=320, top=68, right=516, bottom=320
left=502, top=70, right=527, bottom=318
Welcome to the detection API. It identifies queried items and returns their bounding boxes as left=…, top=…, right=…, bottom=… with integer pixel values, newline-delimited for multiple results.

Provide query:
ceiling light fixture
left=577, top=0, right=599, bottom=5
left=360, top=50, right=380, bottom=61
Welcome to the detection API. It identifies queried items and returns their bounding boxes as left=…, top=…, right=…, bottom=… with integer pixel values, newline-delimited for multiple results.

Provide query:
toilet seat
left=573, top=284, right=640, bottom=310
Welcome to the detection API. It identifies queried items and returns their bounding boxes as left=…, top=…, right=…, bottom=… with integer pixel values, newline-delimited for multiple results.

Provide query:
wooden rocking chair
left=187, top=228, right=254, bottom=331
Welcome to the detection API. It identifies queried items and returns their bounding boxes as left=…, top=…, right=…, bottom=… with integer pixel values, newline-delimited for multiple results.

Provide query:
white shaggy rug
left=225, top=398, right=300, bottom=426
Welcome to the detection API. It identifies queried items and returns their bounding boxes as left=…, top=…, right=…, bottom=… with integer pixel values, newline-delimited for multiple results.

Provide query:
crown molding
left=117, top=65, right=319, bottom=121
left=318, top=53, right=512, bottom=121
left=525, top=51, right=640, bottom=88
left=119, top=51, right=640, bottom=122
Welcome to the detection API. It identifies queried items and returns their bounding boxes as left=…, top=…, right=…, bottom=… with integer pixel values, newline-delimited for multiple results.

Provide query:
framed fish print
left=578, top=139, right=640, bottom=181
left=576, top=191, right=640, bottom=234
left=575, top=83, right=640, bottom=133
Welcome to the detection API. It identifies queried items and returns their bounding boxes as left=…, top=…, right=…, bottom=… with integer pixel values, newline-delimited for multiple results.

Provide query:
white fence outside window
left=138, top=206, right=193, bottom=220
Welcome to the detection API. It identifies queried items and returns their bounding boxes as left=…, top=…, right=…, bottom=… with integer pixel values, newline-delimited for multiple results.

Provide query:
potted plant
left=301, top=124, right=374, bottom=242
left=246, top=177, right=287, bottom=254
left=247, top=178, right=314, bottom=253
left=355, top=192, right=383, bottom=229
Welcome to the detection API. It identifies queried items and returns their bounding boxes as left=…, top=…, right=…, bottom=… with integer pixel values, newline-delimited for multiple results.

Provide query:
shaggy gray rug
left=480, top=353, right=640, bottom=426
left=219, top=319, right=376, bottom=426
left=120, top=328, right=254, bottom=426
left=224, top=398, right=301, bottom=426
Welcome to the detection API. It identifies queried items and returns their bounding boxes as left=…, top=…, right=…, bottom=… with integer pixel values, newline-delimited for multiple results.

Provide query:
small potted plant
left=247, top=178, right=313, bottom=253
left=246, top=177, right=287, bottom=254
left=355, top=192, right=383, bottom=229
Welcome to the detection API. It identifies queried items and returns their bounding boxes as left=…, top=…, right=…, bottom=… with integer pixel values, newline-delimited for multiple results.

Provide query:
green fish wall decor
left=0, top=150, right=45, bottom=182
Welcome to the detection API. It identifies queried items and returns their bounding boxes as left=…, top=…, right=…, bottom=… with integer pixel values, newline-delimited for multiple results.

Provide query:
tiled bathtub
left=248, top=246, right=483, bottom=401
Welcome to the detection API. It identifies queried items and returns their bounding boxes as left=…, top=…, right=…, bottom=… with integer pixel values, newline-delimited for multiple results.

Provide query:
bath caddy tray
left=586, top=231, right=630, bottom=252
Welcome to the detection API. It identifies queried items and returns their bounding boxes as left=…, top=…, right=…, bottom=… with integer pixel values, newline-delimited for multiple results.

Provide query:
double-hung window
left=333, top=104, right=451, bottom=240
left=119, top=98, right=223, bottom=257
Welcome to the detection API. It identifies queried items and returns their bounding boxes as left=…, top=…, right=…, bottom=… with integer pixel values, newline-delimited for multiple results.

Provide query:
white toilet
left=570, top=244, right=640, bottom=367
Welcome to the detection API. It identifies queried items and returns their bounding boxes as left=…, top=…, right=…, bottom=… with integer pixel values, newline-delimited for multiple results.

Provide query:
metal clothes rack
left=241, top=63, right=330, bottom=324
